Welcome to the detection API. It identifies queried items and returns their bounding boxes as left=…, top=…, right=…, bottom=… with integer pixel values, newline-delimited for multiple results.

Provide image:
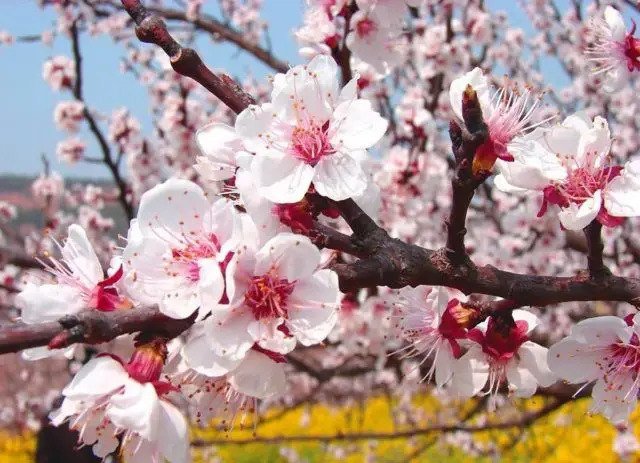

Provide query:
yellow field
left=0, top=395, right=635, bottom=463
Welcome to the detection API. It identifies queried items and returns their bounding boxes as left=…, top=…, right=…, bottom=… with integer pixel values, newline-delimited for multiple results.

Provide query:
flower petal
left=182, top=334, right=244, bottom=377
left=558, top=190, right=602, bottom=230
left=137, top=178, right=209, bottom=246
left=228, top=350, right=287, bottom=399
left=312, top=152, right=368, bottom=201
left=330, top=99, right=387, bottom=151
left=604, top=159, right=640, bottom=217
left=62, top=225, right=103, bottom=286
left=254, top=233, right=321, bottom=281
left=450, top=346, right=489, bottom=397
left=251, top=150, right=314, bottom=203
left=62, top=356, right=128, bottom=399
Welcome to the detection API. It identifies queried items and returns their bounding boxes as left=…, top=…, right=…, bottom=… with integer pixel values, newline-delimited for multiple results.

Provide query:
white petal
left=571, top=315, right=630, bottom=344
left=426, top=286, right=452, bottom=317
left=62, top=224, right=103, bottom=286
left=604, top=159, right=640, bottom=217
left=107, top=381, right=160, bottom=441
left=591, top=375, right=637, bottom=423
left=272, top=65, right=332, bottom=122
left=202, top=197, right=243, bottom=256
left=159, top=278, right=201, bottom=320
left=505, top=359, right=538, bottom=398
left=434, top=342, right=454, bottom=388
left=249, top=319, right=297, bottom=354
left=547, top=338, right=604, bottom=383
left=450, top=346, right=489, bottom=397
left=562, top=111, right=593, bottom=135
left=307, top=54, right=340, bottom=104
left=63, top=356, right=129, bottom=399
left=255, top=233, right=321, bottom=281
left=518, top=341, right=555, bottom=387
left=17, top=283, right=86, bottom=324
left=226, top=244, right=258, bottom=306
left=605, top=6, right=627, bottom=42
left=202, top=311, right=255, bottom=361
left=234, top=103, right=275, bottom=153
left=330, top=99, right=387, bottom=151
left=497, top=131, right=568, bottom=191
left=137, top=179, right=209, bottom=245
left=558, top=190, right=601, bottom=230
left=157, top=400, right=190, bottom=463
left=195, top=122, right=239, bottom=181
left=197, top=258, right=224, bottom=315
left=493, top=173, right=529, bottom=193
left=251, top=150, right=314, bottom=203
left=228, top=350, right=287, bottom=399
left=312, top=152, right=368, bottom=201
left=577, top=116, right=611, bottom=165
left=182, top=334, right=244, bottom=377
left=449, top=68, right=491, bottom=121
left=22, top=345, right=74, bottom=361
left=287, top=270, right=339, bottom=346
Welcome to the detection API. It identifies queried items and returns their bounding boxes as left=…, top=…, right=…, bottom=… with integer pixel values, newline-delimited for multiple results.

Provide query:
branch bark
left=69, top=22, right=134, bottom=220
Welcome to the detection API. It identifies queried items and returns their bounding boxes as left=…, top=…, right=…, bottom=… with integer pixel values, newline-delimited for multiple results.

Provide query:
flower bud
left=126, top=338, right=168, bottom=384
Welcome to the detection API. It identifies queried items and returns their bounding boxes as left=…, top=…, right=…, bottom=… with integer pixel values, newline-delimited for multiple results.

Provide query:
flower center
left=290, top=122, right=335, bottom=166
left=470, top=319, right=529, bottom=362
left=245, top=273, right=295, bottom=320
left=356, top=17, right=377, bottom=38
left=602, top=336, right=640, bottom=392
left=623, top=29, right=640, bottom=72
left=170, top=234, right=220, bottom=282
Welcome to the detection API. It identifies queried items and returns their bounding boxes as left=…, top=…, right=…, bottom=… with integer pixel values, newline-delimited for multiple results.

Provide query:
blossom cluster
left=5, top=1, right=640, bottom=461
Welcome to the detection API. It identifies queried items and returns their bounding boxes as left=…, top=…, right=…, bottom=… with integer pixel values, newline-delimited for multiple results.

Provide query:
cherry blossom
left=53, top=101, right=85, bottom=132
left=449, top=67, right=551, bottom=174
left=180, top=337, right=287, bottom=405
left=193, top=233, right=339, bottom=363
left=495, top=112, right=640, bottom=230
left=391, top=286, right=471, bottom=388
left=548, top=314, right=640, bottom=424
left=51, top=348, right=189, bottom=462
left=586, top=6, right=640, bottom=92
left=235, top=55, right=388, bottom=203
left=345, top=9, right=402, bottom=75
left=42, top=55, right=75, bottom=91
left=451, top=310, right=555, bottom=408
left=122, top=178, right=242, bottom=319
left=16, top=225, right=126, bottom=360
left=56, top=137, right=86, bottom=164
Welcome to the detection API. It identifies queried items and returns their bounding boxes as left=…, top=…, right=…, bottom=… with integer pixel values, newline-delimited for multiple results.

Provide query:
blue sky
left=0, top=0, right=302, bottom=178
left=0, top=0, right=633, bottom=178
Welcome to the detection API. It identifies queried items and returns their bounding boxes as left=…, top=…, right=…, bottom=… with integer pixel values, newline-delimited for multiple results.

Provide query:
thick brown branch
left=330, top=237, right=640, bottom=306
left=92, top=0, right=288, bottom=73
left=121, top=0, right=255, bottom=114
left=0, top=306, right=193, bottom=355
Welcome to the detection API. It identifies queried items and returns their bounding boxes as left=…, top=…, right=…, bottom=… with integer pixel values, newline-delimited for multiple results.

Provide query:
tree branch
left=69, top=22, right=134, bottom=220
left=0, top=306, right=194, bottom=355
left=584, top=220, right=609, bottom=278
left=121, top=0, right=255, bottom=115
left=0, top=0, right=628, bottom=359
left=90, top=0, right=288, bottom=73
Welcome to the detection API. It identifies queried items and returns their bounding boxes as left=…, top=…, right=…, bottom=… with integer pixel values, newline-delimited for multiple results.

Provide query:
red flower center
left=290, top=122, right=335, bottom=166
left=245, top=272, right=296, bottom=320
